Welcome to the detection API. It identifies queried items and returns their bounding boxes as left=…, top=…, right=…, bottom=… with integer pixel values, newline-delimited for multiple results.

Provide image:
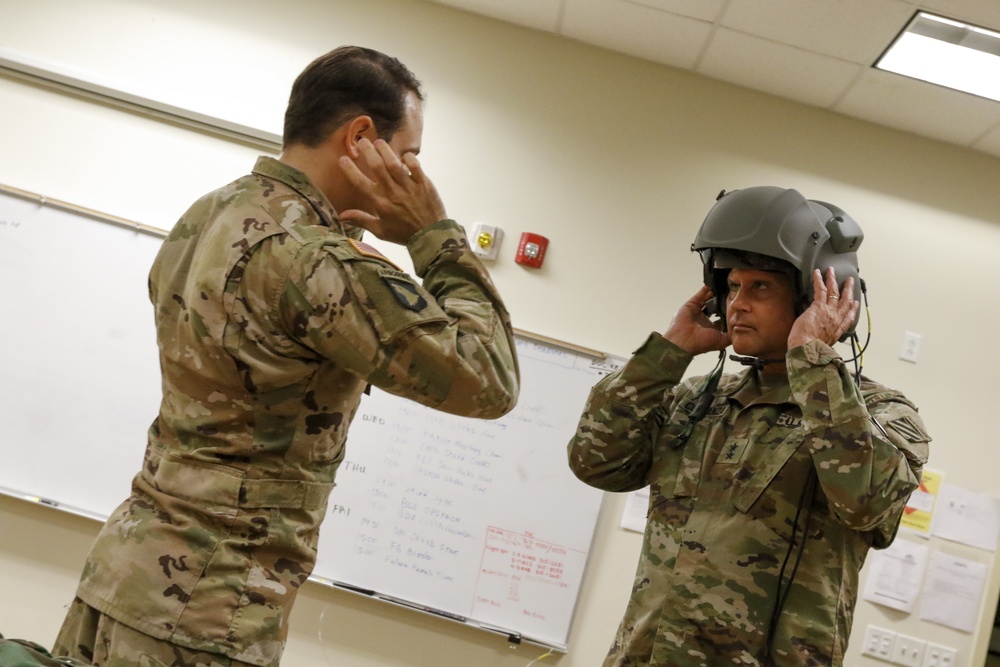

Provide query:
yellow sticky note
left=900, top=468, right=942, bottom=535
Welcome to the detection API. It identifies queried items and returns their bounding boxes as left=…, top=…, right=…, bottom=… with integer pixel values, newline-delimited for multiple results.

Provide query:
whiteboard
left=315, top=337, right=617, bottom=649
left=0, top=189, right=162, bottom=518
left=0, top=187, right=620, bottom=650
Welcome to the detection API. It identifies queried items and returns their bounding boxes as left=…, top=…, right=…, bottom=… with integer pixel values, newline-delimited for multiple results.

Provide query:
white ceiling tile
left=835, top=68, right=1000, bottom=146
left=561, top=0, right=714, bottom=69
left=414, top=0, right=1000, bottom=159
left=698, top=29, right=863, bottom=108
left=721, top=0, right=916, bottom=63
left=622, top=0, right=727, bottom=22
left=420, top=0, right=563, bottom=31
left=916, top=0, right=1000, bottom=28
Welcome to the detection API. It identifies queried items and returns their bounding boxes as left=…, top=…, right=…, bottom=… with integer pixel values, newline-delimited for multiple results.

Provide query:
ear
left=342, top=115, right=378, bottom=158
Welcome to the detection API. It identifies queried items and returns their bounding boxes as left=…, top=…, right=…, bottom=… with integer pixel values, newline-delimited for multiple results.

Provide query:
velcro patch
left=887, top=415, right=930, bottom=442
left=348, top=238, right=401, bottom=271
left=382, top=276, right=428, bottom=312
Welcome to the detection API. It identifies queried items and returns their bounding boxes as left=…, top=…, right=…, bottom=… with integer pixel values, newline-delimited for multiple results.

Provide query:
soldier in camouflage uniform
left=568, top=187, right=929, bottom=666
left=53, top=46, right=519, bottom=667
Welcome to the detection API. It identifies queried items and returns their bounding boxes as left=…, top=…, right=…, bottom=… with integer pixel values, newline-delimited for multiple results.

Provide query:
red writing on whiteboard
left=471, top=526, right=586, bottom=629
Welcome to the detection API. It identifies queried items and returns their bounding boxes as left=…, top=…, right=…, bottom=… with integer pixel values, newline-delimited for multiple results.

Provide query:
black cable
left=838, top=278, right=871, bottom=370
left=851, top=334, right=863, bottom=388
left=646, top=350, right=727, bottom=517
left=763, top=469, right=817, bottom=665
left=671, top=349, right=726, bottom=450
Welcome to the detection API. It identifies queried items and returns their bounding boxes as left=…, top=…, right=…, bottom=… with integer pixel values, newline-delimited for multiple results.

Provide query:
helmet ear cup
left=698, top=249, right=724, bottom=326
left=702, top=296, right=719, bottom=319
left=706, top=269, right=730, bottom=331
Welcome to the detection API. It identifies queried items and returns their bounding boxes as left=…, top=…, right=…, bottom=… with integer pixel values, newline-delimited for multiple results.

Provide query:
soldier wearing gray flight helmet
left=569, top=186, right=929, bottom=666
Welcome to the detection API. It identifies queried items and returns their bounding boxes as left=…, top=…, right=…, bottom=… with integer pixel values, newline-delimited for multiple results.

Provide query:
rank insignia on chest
left=383, top=276, right=428, bottom=312
left=717, top=438, right=749, bottom=464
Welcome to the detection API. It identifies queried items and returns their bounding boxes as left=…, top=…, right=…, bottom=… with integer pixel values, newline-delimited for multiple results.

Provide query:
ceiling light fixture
left=875, top=11, right=1000, bottom=103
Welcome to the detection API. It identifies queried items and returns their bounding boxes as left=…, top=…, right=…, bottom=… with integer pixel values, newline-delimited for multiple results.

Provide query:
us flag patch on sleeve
left=348, top=238, right=402, bottom=271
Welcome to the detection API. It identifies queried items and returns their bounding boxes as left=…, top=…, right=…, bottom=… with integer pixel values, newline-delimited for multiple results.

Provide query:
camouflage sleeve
left=567, top=333, right=693, bottom=492
left=787, top=340, right=931, bottom=547
left=282, top=219, right=519, bottom=419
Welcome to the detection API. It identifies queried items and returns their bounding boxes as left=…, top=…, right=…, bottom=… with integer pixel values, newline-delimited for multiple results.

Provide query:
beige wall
left=1, top=0, right=999, bottom=665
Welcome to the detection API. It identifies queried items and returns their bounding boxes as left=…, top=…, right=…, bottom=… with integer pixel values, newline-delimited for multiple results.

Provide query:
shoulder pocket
left=325, top=243, right=448, bottom=344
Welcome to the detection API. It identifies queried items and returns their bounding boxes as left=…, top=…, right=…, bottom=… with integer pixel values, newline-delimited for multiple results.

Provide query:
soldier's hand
left=338, top=138, right=447, bottom=245
left=663, top=286, right=731, bottom=356
left=787, top=268, right=859, bottom=349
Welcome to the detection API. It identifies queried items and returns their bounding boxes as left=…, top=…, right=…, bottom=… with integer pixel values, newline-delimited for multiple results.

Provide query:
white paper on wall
left=918, top=551, right=988, bottom=633
left=862, top=538, right=929, bottom=613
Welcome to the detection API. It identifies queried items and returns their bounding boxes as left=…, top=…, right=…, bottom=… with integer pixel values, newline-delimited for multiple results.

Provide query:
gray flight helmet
left=691, top=186, right=864, bottom=336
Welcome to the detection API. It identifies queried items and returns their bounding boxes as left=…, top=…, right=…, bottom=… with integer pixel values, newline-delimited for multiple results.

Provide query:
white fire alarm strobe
left=469, top=222, right=503, bottom=261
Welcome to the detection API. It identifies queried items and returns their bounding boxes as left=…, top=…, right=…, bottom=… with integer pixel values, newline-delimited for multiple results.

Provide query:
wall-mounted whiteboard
left=0, top=187, right=621, bottom=650
left=0, top=189, right=162, bottom=518
left=314, top=337, right=619, bottom=649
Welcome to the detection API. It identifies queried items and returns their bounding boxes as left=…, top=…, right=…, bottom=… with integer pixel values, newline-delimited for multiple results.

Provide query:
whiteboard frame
left=0, top=46, right=282, bottom=153
left=0, top=484, right=599, bottom=652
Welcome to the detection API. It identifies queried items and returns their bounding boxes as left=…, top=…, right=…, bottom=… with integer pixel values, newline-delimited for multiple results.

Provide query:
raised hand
left=337, top=138, right=447, bottom=244
left=787, top=268, right=859, bottom=349
left=664, top=285, right=732, bottom=356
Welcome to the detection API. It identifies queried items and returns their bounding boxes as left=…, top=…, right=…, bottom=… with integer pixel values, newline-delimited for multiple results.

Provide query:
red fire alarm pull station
left=515, top=232, right=548, bottom=268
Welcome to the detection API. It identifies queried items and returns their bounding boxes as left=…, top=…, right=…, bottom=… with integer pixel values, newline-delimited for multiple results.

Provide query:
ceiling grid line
left=422, top=0, right=1000, bottom=161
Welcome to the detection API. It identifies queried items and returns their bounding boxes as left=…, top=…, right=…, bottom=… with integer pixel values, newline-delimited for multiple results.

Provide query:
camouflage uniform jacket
left=74, top=156, right=519, bottom=666
left=568, top=333, right=929, bottom=667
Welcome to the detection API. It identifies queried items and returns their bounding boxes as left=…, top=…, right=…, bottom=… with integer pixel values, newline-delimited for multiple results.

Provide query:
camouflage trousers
left=53, top=598, right=257, bottom=667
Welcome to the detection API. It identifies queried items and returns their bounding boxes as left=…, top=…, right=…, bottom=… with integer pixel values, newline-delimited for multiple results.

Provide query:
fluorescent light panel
left=876, top=11, right=1000, bottom=103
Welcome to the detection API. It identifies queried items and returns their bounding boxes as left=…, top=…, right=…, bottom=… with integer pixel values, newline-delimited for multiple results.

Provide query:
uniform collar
left=725, top=367, right=793, bottom=408
left=251, top=156, right=349, bottom=235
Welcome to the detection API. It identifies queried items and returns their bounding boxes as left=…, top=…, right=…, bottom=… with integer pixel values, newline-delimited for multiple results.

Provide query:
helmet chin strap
left=729, top=354, right=784, bottom=370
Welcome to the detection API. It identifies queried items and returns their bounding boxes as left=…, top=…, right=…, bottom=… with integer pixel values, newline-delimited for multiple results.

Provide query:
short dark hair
left=282, top=45, right=423, bottom=148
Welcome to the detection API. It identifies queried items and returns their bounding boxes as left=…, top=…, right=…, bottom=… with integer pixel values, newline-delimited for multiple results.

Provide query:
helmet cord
left=838, top=279, right=871, bottom=386
left=763, top=468, right=817, bottom=664
left=671, top=349, right=726, bottom=450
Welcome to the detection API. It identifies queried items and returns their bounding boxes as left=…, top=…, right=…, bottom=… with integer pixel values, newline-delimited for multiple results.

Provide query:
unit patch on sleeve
left=382, top=276, right=428, bottom=312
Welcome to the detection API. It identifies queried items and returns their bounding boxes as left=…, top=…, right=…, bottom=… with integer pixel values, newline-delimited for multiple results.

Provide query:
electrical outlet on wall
left=921, top=642, right=958, bottom=667
left=891, top=633, right=925, bottom=666
left=899, top=331, right=922, bottom=363
left=861, top=625, right=896, bottom=661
